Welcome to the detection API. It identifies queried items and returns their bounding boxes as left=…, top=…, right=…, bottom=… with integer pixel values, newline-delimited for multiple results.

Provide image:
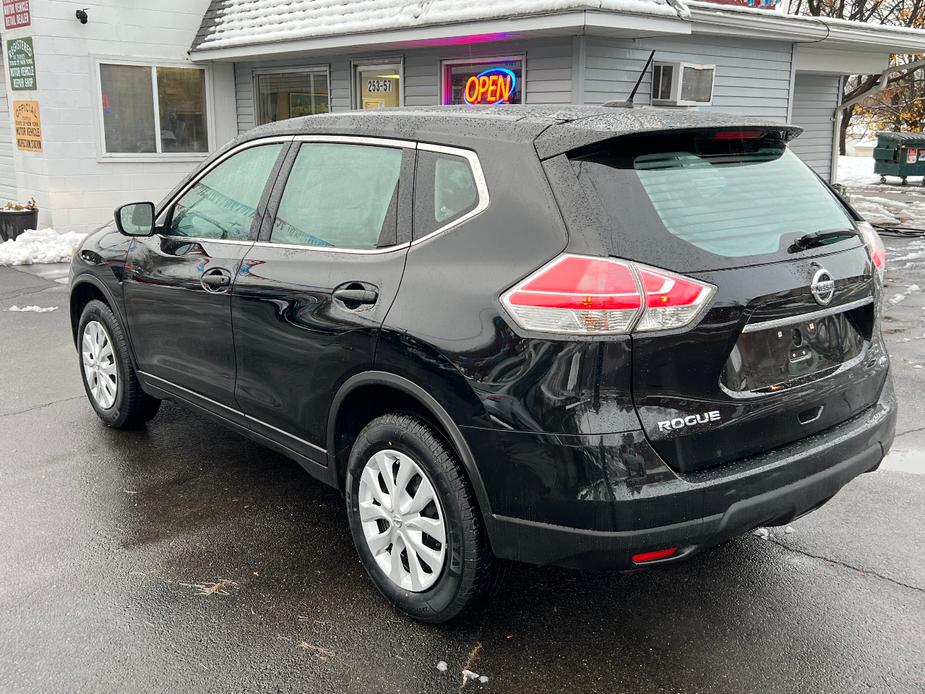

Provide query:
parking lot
left=0, top=233, right=923, bottom=693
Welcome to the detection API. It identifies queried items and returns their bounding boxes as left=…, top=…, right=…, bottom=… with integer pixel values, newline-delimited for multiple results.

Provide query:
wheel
left=78, top=300, right=160, bottom=428
left=345, top=413, right=495, bottom=623
left=880, top=176, right=887, bottom=183
left=901, top=177, right=908, bottom=186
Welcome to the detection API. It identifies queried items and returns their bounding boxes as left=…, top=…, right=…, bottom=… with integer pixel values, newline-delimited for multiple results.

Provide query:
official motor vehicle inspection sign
left=13, top=99, right=41, bottom=152
left=7, top=36, right=37, bottom=90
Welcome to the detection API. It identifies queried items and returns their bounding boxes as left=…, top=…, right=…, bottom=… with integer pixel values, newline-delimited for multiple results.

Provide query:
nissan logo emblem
left=810, top=268, right=835, bottom=306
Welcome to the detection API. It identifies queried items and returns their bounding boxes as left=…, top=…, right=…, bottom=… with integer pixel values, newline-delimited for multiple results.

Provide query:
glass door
left=354, top=62, right=402, bottom=110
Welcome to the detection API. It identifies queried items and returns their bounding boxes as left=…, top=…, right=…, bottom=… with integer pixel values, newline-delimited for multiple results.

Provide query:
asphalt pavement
left=0, top=245, right=922, bottom=694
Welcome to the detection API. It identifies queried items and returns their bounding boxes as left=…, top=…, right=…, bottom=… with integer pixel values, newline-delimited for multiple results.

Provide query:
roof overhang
left=687, top=1, right=925, bottom=57
left=189, top=10, right=690, bottom=62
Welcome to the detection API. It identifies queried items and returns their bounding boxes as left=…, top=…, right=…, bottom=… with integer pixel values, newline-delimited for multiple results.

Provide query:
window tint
left=271, top=143, right=402, bottom=249
left=414, top=150, right=479, bottom=238
left=168, top=144, right=283, bottom=240
left=571, top=132, right=859, bottom=270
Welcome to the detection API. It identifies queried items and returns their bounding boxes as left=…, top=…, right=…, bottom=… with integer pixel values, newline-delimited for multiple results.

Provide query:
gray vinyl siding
left=0, top=49, right=18, bottom=203
left=581, top=36, right=793, bottom=121
left=789, top=73, right=841, bottom=181
left=232, top=39, right=572, bottom=134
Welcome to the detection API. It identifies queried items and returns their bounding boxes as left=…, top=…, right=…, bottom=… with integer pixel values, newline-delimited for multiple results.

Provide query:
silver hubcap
left=358, top=449, right=447, bottom=592
left=81, top=320, right=118, bottom=410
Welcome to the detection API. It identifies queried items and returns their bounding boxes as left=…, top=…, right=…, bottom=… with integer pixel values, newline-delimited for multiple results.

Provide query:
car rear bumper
left=476, top=375, right=896, bottom=570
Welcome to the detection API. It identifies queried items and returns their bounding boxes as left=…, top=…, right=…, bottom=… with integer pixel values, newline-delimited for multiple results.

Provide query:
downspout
left=831, top=57, right=925, bottom=183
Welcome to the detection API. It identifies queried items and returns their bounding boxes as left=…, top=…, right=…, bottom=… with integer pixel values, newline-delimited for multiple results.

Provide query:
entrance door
left=123, top=141, right=288, bottom=406
left=354, top=62, right=402, bottom=110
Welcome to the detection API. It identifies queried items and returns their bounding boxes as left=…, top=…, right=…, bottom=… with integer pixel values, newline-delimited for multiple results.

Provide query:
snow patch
left=752, top=527, right=770, bottom=540
left=195, top=0, right=683, bottom=51
left=436, top=661, right=448, bottom=672
left=837, top=155, right=878, bottom=186
left=7, top=305, right=58, bottom=313
left=0, top=228, right=86, bottom=266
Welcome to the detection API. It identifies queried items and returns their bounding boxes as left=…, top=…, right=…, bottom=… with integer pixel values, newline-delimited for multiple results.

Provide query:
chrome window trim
left=140, top=372, right=327, bottom=454
left=154, top=236, right=255, bottom=246
left=740, top=296, right=874, bottom=334
left=412, top=142, right=490, bottom=247
left=292, top=134, right=416, bottom=149
left=155, top=135, right=490, bottom=253
left=252, top=240, right=410, bottom=255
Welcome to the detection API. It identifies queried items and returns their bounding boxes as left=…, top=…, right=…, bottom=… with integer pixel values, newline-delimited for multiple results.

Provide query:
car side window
left=168, top=144, right=284, bottom=240
left=413, top=150, right=480, bottom=239
left=270, top=143, right=403, bottom=250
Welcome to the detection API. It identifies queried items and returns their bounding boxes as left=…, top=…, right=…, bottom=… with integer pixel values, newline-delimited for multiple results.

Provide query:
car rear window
left=570, top=131, right=861, bottom=271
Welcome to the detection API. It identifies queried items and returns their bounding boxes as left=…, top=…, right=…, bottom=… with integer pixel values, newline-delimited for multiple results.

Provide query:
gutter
left=830, top=57, right=925, bottom=183
left=686, top=1, right=925, bottom=52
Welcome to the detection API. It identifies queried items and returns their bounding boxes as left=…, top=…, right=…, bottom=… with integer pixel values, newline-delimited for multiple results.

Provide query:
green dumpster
left=873, top=131, right=925, bottom=185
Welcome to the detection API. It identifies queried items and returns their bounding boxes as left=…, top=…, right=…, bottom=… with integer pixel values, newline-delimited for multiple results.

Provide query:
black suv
left=69, top=105, right=895, bottom=622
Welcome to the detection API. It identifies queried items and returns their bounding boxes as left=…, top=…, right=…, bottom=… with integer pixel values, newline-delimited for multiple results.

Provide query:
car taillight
left=501, top=254, right=715, bottom=335
left=857, top=221, right=886, bottom=279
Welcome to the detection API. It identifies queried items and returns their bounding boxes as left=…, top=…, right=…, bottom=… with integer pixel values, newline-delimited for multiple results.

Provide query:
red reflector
left=712, top=130, right=764, bottom=140
left=631, top=547, right=678, bottom=563
left=637, top=267, right=705, bottom=308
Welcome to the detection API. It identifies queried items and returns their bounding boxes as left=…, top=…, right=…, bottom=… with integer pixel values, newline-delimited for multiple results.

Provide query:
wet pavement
left=0, top=249, right=923, bottom=694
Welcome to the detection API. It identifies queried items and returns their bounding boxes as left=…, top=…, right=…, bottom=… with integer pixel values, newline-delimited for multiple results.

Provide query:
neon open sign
left=464, top=67, right=517, bottom=105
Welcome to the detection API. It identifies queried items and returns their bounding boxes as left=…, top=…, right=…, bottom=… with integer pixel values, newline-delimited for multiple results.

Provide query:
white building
left=1, top=0, right=924, bottom=233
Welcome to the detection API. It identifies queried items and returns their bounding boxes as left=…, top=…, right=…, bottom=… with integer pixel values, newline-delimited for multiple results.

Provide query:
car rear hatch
left=567, top=128, right=889, bottom=473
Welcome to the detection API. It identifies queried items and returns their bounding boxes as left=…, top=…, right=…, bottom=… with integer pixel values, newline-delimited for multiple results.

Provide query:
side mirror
left=114, top=202, right=155, bottom=237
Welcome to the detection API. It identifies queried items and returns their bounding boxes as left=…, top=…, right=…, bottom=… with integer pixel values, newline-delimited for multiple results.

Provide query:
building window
left=99, top=63, right=208, bottom=155
left=354, top=62, right=402, bottom=110
left=255, top=68, right=330, bottom=124
left=441, top=56, right=524, bottom=106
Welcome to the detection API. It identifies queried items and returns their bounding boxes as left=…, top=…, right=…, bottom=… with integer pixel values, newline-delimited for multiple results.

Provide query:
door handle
left=201, top=268, right=232, bottom=293
left=333, top=287, right=379, bottom=307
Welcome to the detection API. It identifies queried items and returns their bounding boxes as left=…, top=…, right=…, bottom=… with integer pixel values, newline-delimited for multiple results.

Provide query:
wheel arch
left=327, top=371, right=494, bottom=526
left=70, top=274, right=138, bottom=370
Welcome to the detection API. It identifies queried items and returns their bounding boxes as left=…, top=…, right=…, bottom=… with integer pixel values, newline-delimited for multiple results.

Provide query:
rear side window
left=414, top=150, right=479, bottom=238
left=271, top=143, right=402, bottom=249
left=571, top=132, right=859, bottom=270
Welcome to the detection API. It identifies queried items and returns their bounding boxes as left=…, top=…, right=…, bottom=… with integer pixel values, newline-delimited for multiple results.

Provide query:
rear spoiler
left=534, top=113, right=802, bottom=160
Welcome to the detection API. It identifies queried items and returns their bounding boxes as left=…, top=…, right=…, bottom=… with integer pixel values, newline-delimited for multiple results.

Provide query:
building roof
left=190, top=0, right=925, bottom=59
left=191, top=0, right=687, bottom=53
left=233, top=104, right=800, bottom=158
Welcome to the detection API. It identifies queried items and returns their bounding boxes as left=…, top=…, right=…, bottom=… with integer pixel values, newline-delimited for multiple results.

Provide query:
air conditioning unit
left=651, top=62, right=715, bottom=106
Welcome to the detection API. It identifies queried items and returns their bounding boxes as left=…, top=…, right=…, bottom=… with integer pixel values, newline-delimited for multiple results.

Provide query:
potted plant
left=0, top=198, right=38, bottom=242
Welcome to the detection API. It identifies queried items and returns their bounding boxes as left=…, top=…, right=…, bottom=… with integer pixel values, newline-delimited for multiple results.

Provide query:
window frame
left=351, top=57, right=404, bottom=110
left=154, top=136, right=293, bottom=243
left=93, top=57, right=214, bottom=162
left=651, top=61, right=715, bottom=107
left=247, top=136, right=489, bottom=254
left=440, top=54, right=527, bottom=106
left=253, top=65, right=332, bottom=125
left=266, top=139, right=408, bottom=251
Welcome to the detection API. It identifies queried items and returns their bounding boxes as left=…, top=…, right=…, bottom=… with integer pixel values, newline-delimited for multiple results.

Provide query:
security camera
left=76, top=8, right=88, bottom=24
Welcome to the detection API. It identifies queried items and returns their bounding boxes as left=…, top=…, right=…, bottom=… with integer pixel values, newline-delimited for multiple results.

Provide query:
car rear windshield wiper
left=788, top=229, right=859, bottom=253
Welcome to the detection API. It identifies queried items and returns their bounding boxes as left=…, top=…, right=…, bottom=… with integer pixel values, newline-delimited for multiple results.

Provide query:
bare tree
left=788, top=0, right=925, bottom=151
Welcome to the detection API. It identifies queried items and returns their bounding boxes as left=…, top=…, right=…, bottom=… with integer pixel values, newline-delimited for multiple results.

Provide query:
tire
left=77, top=299, right=160, bottom=428
left=345, top=413, right=495, bottom=623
